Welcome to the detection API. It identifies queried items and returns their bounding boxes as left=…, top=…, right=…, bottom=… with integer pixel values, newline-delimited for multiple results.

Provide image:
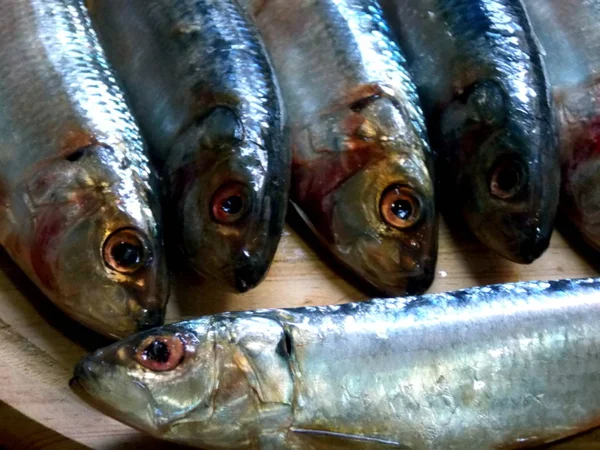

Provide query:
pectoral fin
left=290, top=428, right=410, bottom=449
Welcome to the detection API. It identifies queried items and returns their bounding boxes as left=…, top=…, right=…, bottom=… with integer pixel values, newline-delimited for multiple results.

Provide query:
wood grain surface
left=1, top=216, right=599, bottom=449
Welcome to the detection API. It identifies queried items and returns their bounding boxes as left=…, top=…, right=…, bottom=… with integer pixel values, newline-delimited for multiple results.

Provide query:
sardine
left=237, top=0, right=437, bottom=295
left=86, top=0, right=289, bottom=292
left=380, top=0, right=559, bottom=263
left=522, top=0, right=600, bottom=250
left=72, top=277, right=600, bottom=449
left=0, top=0, right=168, bottom=337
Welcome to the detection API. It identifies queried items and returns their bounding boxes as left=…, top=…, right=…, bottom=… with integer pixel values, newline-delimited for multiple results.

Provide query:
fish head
left=564, top=157, right=600, bottom=248
left=168, top=107, right=287, bottom=292
left=559, top=102, right=600, bottom=249
left=440, top=79, right=559, bottom=263
left=71, top=316, right=294, bottom=447
left=20, top=144, right=168, bottom=338
left=295, top=93, right=437, bottom=295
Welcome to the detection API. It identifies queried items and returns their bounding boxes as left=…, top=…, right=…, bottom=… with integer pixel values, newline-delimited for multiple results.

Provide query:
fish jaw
left=466, top=209, right=552, bottom=264
left=460, top=180, right=556, bottom=264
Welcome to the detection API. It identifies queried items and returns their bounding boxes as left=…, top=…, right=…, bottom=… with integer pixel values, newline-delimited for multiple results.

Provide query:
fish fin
left=290, top=428, right=410, bottom=449
left=495, top=420, right=600, bottom=449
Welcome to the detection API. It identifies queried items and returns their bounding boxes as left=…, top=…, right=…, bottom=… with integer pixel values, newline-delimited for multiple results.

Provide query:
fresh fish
left=522, top=0, right=600, bottom=250
left=86, top=0, right=289, bottom=292
left=237, top=0, right=437, bottom=295
left=0, top=0, right=168, bottom=337
left=380, top=0, right=559, bottom=263
left=72, top=277, right=600, bottom=449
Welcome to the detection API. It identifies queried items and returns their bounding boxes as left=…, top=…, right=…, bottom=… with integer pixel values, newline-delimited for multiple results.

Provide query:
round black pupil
left=111, top=241, right=142, bottom=267
left=221, top=195, right=243, bottom=215
left=144, top=340, right=170, bottom=363
left=391, top=198, right=413, bottom=221
left=496, top=164, right=521, bottom=193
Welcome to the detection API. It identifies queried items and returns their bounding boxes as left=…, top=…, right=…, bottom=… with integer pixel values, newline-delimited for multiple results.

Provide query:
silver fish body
left=522, top=0, right=600, bottom=250
left=73, top=277, right=600, bottom=448
left=0, top=0, right=168, bottom=337
left=237, top=0, right=437, bottom=295
left=380, top=0, right=559, bottom=263
left=87, top=0, right=289, bottom=292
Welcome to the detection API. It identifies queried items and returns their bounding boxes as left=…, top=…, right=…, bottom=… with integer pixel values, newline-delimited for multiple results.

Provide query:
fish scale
left=0, top=0, right=167, bottom=337
left=252, top=0, right=424, bottom=133
left=0, top=0, right=149, bottom=178
left=74, top=277, right=600, bottom=448
left=137, top=0, right=276, bottom=155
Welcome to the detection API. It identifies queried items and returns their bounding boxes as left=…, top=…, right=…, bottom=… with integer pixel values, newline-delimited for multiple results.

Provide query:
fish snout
left=135, top=307, right=165, bottom=332
left=365, top=246, right=436, bottom=296
left=71, top=357, right=99, bottom=389
left=234, top=252, right=270, bottom=292
left=404, top=259, right=436, bottom=295
left=517, top=228, right=551, bottom=264
left=127, top=271, right=169, bottom=333
left=494, top=213, right=552, bottom=264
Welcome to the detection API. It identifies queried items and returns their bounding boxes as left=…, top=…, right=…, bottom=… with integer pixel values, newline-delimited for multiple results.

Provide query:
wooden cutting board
left=1, top=217, right=599, bottom=449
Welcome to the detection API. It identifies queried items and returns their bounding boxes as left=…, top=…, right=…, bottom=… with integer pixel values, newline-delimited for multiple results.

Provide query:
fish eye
left=135, top=335, right=185, bottom=372
left=380, top=185, right=422, bottom=229
left=210, top=182, right=251, bottom=224
left=489, top=156, right=527, bottom=200
left=103, top=228, right=149, bottom=274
